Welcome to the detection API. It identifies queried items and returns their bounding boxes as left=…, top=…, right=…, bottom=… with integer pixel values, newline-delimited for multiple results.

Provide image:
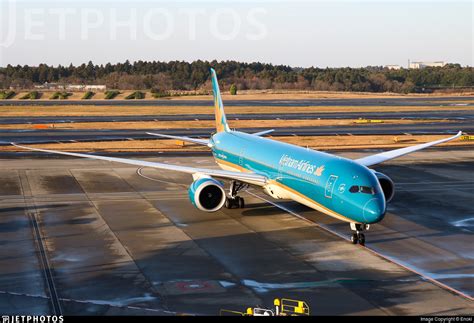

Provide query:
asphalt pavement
left=0, top=109, right=473, bottom=125
left=1, top=149, right=472, bottom=315
left=0, top=121, right=469, bottom=145
left=0, top=96, right=472, bottom=107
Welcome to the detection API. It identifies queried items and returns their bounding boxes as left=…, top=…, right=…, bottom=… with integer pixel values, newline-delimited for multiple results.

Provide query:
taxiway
left=0, top=148, right=472, bottom=315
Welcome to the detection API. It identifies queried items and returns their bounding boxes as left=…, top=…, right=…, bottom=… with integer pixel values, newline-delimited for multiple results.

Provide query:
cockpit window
left=349, top=185, right=359, bottom=193
left=360, top=186, right=375, bottom=194
left=349, top=185, right=376, bottom=194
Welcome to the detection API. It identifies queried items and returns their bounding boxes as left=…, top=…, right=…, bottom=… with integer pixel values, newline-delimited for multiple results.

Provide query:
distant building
left=34, top=82, right=106, bottom=91
left=85, top=85, right=107, bottom=91
left=409, top=61, right=446, bottom=69
left=65, top=84, right=107, bottom=91
left=34, top=82, right=64, bottom=90
left=64, top=85, right=83, bottom=91
left=385, top=65, right=402, bottom=70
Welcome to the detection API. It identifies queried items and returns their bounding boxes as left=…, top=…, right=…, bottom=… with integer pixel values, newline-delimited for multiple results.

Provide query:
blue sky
left=0, top=0, right=472, bottom=67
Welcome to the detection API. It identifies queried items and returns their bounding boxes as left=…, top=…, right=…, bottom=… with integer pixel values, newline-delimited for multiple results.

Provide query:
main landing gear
left=225, top=181, right=248, bottom=209
left=350, top=223, right=369, bottom=246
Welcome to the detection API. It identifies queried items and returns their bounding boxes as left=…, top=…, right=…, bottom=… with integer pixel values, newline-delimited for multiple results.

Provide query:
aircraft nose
left=363, top=198, right=386, bottom=223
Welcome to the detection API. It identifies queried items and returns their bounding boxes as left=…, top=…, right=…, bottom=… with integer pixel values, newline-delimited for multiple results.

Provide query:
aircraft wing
left=12, top=143, right=267, bottom=186
left=355, top=131, right=462, bottom=167
left=146, top=132, right=209, bottom=146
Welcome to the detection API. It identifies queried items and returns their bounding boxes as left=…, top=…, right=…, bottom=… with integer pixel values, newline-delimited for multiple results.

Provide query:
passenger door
left=325, top=175, right=338, bottom=199
left=238, top=147, right=246, bottom=167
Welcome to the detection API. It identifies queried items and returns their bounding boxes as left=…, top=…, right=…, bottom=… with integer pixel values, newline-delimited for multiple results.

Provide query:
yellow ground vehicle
left=220, top=298, right=310, bottom=316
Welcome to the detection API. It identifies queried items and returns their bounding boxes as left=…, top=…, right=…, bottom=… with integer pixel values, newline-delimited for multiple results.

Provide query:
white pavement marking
left=137, top=167, right=187, bottom=188
left=0, top=289, right=179, bottom=314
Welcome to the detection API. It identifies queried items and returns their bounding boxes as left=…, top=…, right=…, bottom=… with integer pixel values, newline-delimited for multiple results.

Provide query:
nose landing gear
left=350, top=223, right=369, bottom=246
left=225, top=181, right=248, bottom=209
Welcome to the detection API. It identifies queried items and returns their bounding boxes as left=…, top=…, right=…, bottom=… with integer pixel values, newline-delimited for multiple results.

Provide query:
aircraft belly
left=263, top=183, right=292, bottom=199
left=273, top=183, right=356, bottom=224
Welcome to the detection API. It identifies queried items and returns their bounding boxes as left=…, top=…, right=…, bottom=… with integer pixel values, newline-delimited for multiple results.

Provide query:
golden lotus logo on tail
left=215, top=96, right=225, bottom=132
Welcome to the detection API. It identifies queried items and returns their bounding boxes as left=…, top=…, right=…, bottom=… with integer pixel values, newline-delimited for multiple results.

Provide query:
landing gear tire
left=350, top=233, right=358, bottom=244
left=227, top=181, right=248, bottom=209
left=225, top=198, right=233, bottom=209
left=350, top=223, right=369, bottom=245
left=238, top=197, right=245, bottom=209
left=225, top=197, right=245, bottom=209
left=358, top=233, right=365, bottom=246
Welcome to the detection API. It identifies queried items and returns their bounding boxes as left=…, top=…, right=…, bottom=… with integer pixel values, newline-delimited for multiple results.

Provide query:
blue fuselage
left=210, top=131, right=386, bottom=224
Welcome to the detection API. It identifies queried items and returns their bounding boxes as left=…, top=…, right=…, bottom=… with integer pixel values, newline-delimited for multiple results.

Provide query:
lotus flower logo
left=314, top=165, right=325, bottom=176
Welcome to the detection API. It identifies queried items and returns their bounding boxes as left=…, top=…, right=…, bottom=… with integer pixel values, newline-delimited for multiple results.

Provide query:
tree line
left=0, top=60, right=472, bottom=93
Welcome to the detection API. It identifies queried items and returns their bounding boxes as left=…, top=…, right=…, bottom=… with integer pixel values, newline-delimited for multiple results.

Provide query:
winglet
left=210, top=68, right=230, bottom=133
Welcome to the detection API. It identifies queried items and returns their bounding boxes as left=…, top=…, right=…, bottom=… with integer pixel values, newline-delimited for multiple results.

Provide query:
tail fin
left=210, top=68, right=230, bottom=133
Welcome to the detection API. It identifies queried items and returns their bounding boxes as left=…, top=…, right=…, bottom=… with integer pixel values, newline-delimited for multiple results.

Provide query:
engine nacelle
left=188, top=177, right=226, bottom=212
left=372, top=171, right=395, bottom=203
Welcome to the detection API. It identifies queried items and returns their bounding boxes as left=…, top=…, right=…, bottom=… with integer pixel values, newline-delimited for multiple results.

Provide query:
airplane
left=12, top=68, right=462, bottom=245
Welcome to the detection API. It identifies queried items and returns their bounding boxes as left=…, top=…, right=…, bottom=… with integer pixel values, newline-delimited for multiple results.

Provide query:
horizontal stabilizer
left=252, top=129, right=274, bottom=136
left=146, top=132, right=209, bottom=146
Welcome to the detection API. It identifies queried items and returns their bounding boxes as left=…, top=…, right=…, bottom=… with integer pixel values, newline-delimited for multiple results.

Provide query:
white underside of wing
left=11, top=143, right=267, bottom=186
left=355, top=131, right=462, bottom=167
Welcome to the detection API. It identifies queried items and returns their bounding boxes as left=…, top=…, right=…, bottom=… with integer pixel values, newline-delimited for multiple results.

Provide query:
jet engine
left=372, top=171, right=395, bottom=203
left=188, top=177, right=226, bottom=212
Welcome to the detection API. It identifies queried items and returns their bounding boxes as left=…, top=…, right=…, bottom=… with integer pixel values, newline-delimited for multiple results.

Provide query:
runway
left=1, top=96, right=473, bottom=107
left=0, top=148, right=472, bottom=315
left=0, top=122, right=469, bottom=146
left=1, top=109, right=473, bottom=125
